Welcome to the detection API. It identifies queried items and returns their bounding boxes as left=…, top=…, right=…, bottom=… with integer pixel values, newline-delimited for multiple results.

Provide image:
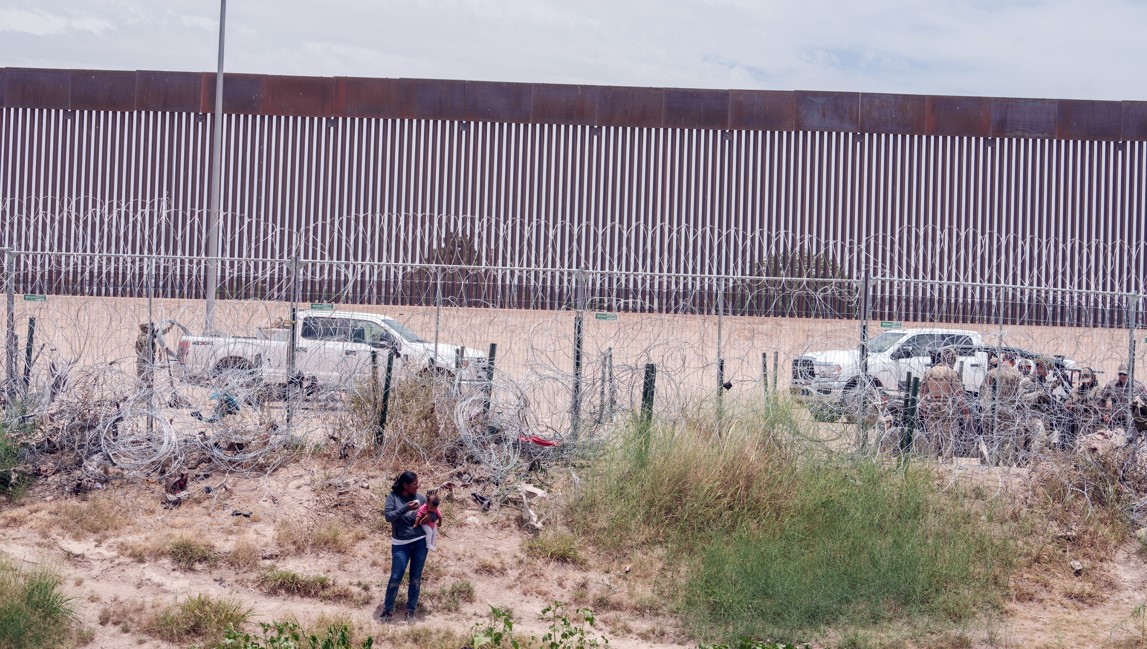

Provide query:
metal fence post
left=761, top=351, right=768, bottom=397
left=606, top=346, right=615, bottom=421
left=22, top=317, right=35, bottom=393
left=286, top=256, right=300, bottom=428
left=771, top=350, right=779, bottom=395
left=482, top=343, right=498, bottom=423
left=1126, top=295, right=1139, bottom=441
left=856, top=271, right=873, bottom=451
left=4, top=248, right=16, bottom=398
left=570, top=271, right=586, bottom=442
left=640, top=363, right=656, bottom=424
left=376, top=349, right=395, bottom=447
left=433, top=266, right=443, bottom=366
left=715, top=279, right=724, bottom=435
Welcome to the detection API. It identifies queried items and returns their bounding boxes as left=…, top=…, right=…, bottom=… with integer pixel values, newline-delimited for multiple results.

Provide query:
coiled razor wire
left=454, top=369, right=529, bottom=482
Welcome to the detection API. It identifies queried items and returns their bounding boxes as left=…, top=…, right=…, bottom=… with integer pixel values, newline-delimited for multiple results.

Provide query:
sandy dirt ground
left=0, top=461, right=693, bottom=649
left=2, top=457, right=1147, bottom=649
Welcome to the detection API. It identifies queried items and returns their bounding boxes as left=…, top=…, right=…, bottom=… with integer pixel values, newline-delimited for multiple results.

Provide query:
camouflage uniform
left=1018, top=358, right=1059, bottom=460
left=1064, top=369, right=1103, bottom=445
left=1099, top=365, right=1147, bottom=436
left=980, top=360, right=1024, bottom=465
left=919, top=348, right=965, bottom=460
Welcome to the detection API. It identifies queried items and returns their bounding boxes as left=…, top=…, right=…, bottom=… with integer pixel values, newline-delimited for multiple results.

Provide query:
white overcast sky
left=1, top=0, right=1145, bottom=101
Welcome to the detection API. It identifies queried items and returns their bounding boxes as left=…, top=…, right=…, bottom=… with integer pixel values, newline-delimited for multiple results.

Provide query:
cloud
left=0, top=8, right=112, bottom=36
left=3, top=0, right=1146, bottom=100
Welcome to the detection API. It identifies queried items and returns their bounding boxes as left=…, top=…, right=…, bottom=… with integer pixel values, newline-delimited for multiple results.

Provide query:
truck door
left=296, top=316, right=352, bottom=384
left=892, top=334, right=942, bottom=387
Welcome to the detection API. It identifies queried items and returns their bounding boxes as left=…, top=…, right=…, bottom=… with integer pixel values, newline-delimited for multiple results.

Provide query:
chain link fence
left=2, top=247, right=1144, bottom=501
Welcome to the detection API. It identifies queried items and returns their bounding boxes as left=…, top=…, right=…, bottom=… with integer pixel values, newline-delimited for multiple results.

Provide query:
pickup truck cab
left=791, top=328, right=986, bottom=408
left=177, top=310, right=486, bottom=390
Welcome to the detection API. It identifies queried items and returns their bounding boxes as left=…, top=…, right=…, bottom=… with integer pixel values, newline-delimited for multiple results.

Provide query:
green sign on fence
left=310, top=303, right=334, bottom=311
left=594, top=312, right=618, bottom=321
left=879, top=320, right=902, bottom=329
left=22, top=294, right=46, bottom=303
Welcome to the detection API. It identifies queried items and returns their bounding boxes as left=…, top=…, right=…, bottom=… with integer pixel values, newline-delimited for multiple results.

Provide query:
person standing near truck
left=919, top=347, right=965, bottom=460
left=135, top=321, right=173, bottom=390
left=980, top=352, right=1024, bottom=464
left=1019, top=356, right=1059, bottom=460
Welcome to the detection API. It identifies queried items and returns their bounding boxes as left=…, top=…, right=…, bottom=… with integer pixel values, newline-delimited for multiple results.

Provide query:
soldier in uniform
left=135, top=321, right=173, bottom=390
left=980, top=351, right=1024, bottom=464
left=1019, top=356, right=1059, bottom=460
left=1099, top=364, right=1147, bottom=438
left=1064, top=368, right=1102, bottom=447
left=919, top=347, right=965, bottom=460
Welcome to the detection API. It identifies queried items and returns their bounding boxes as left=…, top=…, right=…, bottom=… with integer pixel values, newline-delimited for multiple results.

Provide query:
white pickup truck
left=790, top=328, right=988, bottom=409
left=176, top=310, right=487, bottom=389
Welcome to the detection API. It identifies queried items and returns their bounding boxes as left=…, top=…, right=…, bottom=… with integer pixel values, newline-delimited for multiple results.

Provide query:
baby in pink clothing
left=412, top=495, right=442, bottom=551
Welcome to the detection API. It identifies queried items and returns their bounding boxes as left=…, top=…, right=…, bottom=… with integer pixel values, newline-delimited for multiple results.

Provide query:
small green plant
left=0, top=422, right=29, bottom=497
left=216, top=620, right=374, bottom=648
left=469, top=603, right=610, bottom=649
left=469, top=606, right=521, bottom=649
left=538, top=602, right=609, bottom=649
left=144, top=594, right=249, bottom=646
left=0, top=559, right=75, bottom=649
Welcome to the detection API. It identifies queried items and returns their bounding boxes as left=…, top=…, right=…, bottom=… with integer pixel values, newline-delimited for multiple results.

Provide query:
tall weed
left=0, top=559, right=74, bottom=649
left=572, top=401, right=1012, bottom=641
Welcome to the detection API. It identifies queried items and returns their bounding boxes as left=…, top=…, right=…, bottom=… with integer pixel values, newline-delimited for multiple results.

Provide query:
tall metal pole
left=1126, top=295, right=1139, bottom=441
left=204, top=0, right=227, bottom=334
left=3, top=249, right=16, bottom=398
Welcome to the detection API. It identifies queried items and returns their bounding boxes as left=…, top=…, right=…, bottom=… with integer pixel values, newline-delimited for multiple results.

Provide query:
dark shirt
left=384, top=491, right=427, bottom=542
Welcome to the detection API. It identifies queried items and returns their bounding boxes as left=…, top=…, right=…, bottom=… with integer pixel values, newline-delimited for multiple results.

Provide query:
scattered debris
left=471, top=492, right=492, bottom=512
left=1070, top=559, right=1084, bottom=576
left=231, top=509, right=252, bottom=518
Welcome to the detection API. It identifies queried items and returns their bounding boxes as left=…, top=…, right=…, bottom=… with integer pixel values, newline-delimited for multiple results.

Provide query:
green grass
left=0, top=423, right=29, bottom=498
left=423, top=580, right=476, bottom=613
left=0, top=559, right=74, bottom=649
left=572, top=400, right=1013, bottom=642
left=168, top=538, right=218, bottom=570
left=144, top=594, right=249, bottom=645
left=255, top=567, right=366, bottom=604
left=523, top=531, right=584, bottom=565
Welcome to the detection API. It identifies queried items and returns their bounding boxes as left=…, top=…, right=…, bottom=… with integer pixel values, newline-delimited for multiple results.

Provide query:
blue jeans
left=383, top=537, right=428, bottom=614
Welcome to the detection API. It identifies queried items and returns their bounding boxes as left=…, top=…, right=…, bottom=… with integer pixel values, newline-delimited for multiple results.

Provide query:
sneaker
left=404, top=610, right=416, bottom=623
left=373, top=609, right=393, bottom=624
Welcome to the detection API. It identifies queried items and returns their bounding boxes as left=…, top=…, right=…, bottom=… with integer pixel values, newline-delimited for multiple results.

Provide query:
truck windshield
left=381, top=318, right=427, bottom=344
left=867, top=332, right=906, bottom=353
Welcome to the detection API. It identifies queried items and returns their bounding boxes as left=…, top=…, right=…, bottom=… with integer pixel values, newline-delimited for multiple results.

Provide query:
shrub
left=524, top=532, right=583, bottom=565
left=0, top=425, right=27, bottom=497
left=0, top=559, right=74, bottom=649
left=169, top=538, right=218, bottom=570
left=423, top=580, right=476, bottom=613
left=572, top=403, right=1013, bottom=641
left=143, top=594, right=249, bottom=645
left=255, top=568, right=364, bottom=604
